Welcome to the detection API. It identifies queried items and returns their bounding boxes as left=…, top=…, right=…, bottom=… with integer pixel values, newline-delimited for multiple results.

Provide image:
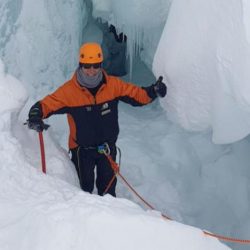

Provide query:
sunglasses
left=82, top=63, right=101, bottom=69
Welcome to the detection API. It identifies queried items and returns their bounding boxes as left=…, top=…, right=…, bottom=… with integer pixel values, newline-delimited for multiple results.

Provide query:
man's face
left=81, top=63, right=102, bottom=77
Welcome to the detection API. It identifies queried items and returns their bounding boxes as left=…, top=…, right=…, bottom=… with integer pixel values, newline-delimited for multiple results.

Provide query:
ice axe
left=24, top=121, right=50, bottom=174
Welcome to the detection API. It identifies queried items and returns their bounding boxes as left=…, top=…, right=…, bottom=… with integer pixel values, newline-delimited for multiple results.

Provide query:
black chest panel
left=68, top=99, right=119, bottom=147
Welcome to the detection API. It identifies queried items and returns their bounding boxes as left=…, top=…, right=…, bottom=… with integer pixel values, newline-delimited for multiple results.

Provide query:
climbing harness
left=97, top=142, right=111, bottom=155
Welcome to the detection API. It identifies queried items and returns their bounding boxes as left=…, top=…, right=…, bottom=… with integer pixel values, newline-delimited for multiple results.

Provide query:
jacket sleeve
left=114, top=78, right=157, bottom=106
left=40, top=85, right=69, bottom=118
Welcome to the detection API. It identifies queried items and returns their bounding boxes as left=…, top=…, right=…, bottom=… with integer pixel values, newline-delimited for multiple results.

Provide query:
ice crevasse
left=93, top=0, right=250, bottom=144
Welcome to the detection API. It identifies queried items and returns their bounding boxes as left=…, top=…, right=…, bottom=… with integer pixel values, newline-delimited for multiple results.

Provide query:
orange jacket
left=40, top=71, right=155, bottom=149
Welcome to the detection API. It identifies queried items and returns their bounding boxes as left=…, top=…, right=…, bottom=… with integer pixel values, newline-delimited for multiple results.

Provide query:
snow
left=153, top=0, right=250, bottom=144
left=1, top=0, right=250, bottom=249
left=0, top=59, right=229, bottom=249
left=242, top=0, right=250, bottom=43
left=0, top=0, right=87, bottom=98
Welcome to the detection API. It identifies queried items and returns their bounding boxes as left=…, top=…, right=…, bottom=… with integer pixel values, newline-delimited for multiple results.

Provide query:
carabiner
left=97, top=143, right=110, bottom=155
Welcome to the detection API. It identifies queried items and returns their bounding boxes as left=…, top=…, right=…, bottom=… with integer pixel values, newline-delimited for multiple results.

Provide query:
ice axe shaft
left=38, top=131, right=46, bottom=174
left=24, top=121, right=49, bottom=173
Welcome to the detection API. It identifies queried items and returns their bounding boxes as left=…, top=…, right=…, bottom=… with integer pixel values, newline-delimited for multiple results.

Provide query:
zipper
left=81, top=82, right=106, bottom=105
left=94, top=84, right=106, bottom=105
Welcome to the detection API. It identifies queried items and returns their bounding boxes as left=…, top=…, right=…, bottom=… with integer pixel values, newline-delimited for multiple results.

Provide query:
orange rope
left=203, top=231, right=250, bottom=244
left=105, top=155, right=250, bottom=245
left=104, top=174, right=117, bottom=194
left=118, top=172, right=172, bottom=220
left=103, top=155, right=119, bottom=194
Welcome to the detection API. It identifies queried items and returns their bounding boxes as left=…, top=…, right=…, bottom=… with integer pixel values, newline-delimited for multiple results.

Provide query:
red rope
left=103, top=155, right=119, bottom=194
left=105, top=155, right=250, bottom=244
left=203, top=231, right=250, bottom=244
left=118, top=172, right=172, bottom=220
left=106, top=155, right=119, bottom=173
left=104, top=174, right=117, bottom=194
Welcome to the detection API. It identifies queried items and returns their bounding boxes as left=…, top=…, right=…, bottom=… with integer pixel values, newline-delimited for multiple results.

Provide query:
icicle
left=124, top=25, right=144, bottom=80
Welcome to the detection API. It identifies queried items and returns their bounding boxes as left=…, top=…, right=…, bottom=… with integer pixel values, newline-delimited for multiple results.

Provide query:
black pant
left=70, top=145, right=117, bottom=197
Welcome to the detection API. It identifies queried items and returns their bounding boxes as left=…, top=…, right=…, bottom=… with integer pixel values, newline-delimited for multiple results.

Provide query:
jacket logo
left=101, top=103, right=109, bottom=110
left=101, top=109, right=111, bottom=116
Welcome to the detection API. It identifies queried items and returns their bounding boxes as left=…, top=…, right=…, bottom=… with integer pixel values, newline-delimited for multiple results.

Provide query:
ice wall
left=0, top=60, right=27, bottom=115
left=0, top=0, right=88, bottom=98
left=92, top=0, right=172, bottom=75
left=153, top=0, right=250, bottom=144
left=0, top=58, right=78, bottom=185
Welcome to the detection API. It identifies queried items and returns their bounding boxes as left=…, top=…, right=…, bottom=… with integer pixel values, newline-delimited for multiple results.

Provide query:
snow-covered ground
left=0, top=59, right=229, bottom=250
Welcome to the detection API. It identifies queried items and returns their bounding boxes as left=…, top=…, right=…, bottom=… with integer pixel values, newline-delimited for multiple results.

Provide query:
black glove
left=154, top=76, right=167, bottom=98
left=28, top=102, right=45, bottom=132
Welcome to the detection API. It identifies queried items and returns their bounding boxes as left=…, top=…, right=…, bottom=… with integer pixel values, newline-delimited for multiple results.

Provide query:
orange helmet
left=79, top=43, right=103, bottom=64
